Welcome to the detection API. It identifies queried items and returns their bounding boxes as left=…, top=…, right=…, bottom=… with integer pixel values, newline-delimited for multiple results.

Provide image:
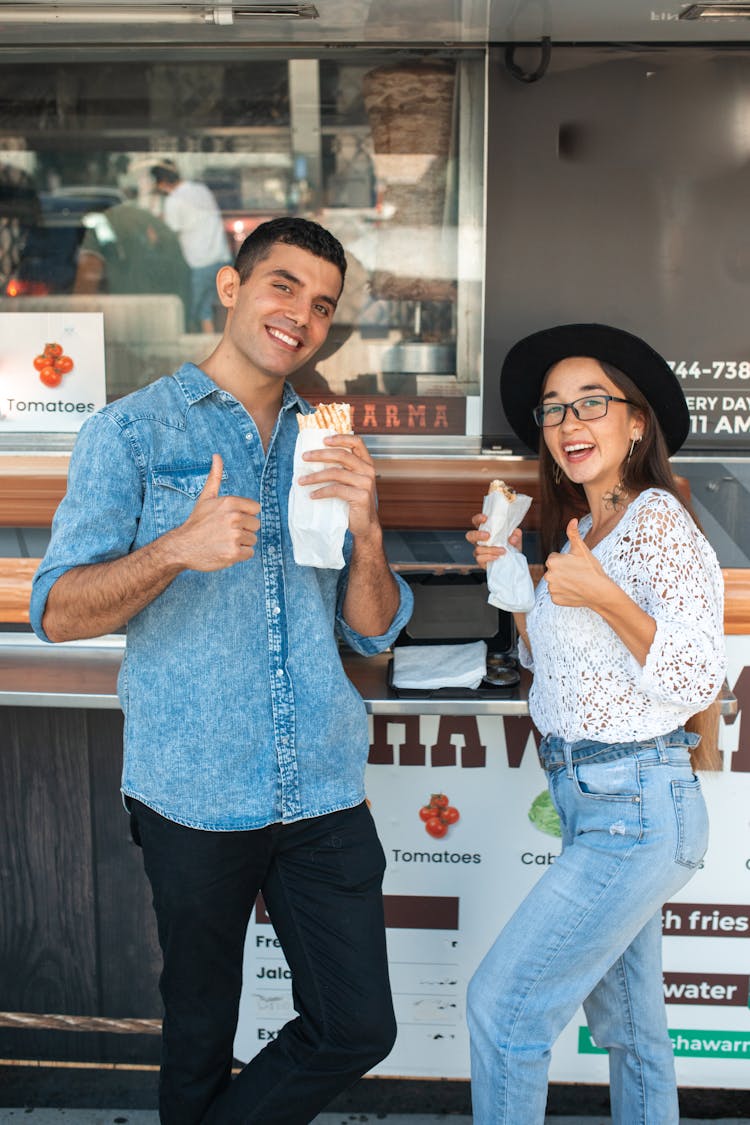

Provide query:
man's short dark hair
left=150, top=162, right=180, bottom=186
left=234, top=217, right=347, bottom=290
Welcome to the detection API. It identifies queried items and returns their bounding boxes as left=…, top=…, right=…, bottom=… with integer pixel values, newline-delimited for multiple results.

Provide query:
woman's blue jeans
left=467, top=730, right=708, bottom=1125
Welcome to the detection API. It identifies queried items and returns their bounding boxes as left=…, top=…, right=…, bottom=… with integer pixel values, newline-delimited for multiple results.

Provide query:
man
left=73, top=192, right=191, bottom=320
left=30, top=217, right=412, bottom=1125
left=151, top=159, right=231, bottom=333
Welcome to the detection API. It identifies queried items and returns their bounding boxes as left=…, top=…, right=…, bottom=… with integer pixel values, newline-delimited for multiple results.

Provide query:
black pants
left=129, top=799, right=396, bottom=1125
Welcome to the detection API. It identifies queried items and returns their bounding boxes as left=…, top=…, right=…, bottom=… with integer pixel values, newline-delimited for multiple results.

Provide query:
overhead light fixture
left=680, top=2, right=750, bottom=17
left=0, top=3, right=319, bottom=24
left=0, top=6, right=208, bottom=22
left=234, top=4, right=318, bottom=15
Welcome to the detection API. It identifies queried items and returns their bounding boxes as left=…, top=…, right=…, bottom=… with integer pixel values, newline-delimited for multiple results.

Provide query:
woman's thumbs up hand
left=544, top=518, right=611, bottom=607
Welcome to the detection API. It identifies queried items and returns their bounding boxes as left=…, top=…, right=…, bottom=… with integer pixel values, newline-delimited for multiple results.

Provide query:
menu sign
left=0, top=312, right=105, bottom=432
left=670, top=356, right=750, bottom=447
left=234, top=669, right=750, bottom=1088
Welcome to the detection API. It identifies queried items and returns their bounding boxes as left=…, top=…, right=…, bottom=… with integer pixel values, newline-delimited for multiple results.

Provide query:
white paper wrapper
left=392, top=641, right=488, bottom=690
left=288, top=428, right=349, bottom=569
left=482, top=489, right=536, bottom=613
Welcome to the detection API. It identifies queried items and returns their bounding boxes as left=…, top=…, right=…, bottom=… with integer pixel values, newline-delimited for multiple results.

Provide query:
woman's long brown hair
left=537, top=360, right=722, bottom=771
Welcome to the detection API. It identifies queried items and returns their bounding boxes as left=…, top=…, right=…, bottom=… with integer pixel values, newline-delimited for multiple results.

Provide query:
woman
left=466, top=324, right=726, bottom=1125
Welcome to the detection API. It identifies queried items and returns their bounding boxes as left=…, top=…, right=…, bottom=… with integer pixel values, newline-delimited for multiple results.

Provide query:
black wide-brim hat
left=500, top=323, right=690, bottom=456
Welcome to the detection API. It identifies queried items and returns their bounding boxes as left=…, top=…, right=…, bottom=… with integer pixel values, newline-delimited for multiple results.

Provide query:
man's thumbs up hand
left=197, top=452, right=224, bottom=501
left=165, top=454, right=261, bottom=572
left=543, top=516, right=610, bottom=608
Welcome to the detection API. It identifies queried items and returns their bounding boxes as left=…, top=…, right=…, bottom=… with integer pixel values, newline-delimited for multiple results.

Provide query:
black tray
left=395, top=571, right=514, bottom=652
left=389, top=572, right=519, bottom=697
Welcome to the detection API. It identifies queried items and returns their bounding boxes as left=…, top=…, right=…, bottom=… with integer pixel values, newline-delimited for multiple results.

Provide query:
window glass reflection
left=0, top=54, right=483, bottom=439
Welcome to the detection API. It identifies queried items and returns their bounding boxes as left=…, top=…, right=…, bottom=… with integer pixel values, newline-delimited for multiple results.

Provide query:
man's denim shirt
left=30, top=364, right=413, bottom=830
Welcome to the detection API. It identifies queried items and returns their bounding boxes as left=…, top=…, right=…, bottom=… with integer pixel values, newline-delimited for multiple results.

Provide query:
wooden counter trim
left=0, top=454, right=70, bottom=528
left=0, top=454, right=541, bottom=530
left=0, top=453, right=683, bottom=533
left=720, top=569, right=750, bottom=634
left=0, top=453, right=746, bottom=629
left=375, top=458, right=539, bottom=529
left=0, top=560, right=38, bottom=623
left=4, top=559, right=750, bottom=634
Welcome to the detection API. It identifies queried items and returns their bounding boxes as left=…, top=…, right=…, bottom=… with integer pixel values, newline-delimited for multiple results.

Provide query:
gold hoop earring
left=552, top=462, right=562, bottom=484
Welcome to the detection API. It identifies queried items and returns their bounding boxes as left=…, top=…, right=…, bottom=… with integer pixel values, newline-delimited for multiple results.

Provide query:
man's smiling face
left=223, top=241, right=343, bottom=382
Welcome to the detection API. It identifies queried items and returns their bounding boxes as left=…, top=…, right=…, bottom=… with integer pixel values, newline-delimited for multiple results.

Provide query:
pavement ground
left=0, top=1113, right=748, bottom=1124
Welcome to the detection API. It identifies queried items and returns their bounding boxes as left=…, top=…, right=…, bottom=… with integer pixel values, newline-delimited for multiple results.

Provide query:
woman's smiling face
left=540, top=356, right=644, bottom=496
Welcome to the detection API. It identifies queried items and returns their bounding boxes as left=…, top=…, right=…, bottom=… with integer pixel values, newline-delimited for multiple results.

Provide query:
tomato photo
left=418, top=792, right=461, bottom=838
left=425, top=817, right=448, bottom=839
left=38, top=365, right=62, bottom=387
left=33, top=342, right=75, bottom=387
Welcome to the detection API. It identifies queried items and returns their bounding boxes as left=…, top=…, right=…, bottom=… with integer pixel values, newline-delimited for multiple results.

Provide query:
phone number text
left=669, top=360, right=750, bottom=379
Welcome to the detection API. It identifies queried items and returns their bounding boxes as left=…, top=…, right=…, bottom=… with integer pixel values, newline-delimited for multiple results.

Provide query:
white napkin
left=482, top=489, right=536, bottom=613
left=392, top=641, right=488, bottom=690
left=288, top=427, right=349, bottom=569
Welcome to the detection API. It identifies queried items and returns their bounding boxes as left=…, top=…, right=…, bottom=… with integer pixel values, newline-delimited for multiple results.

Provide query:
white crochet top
left=519, top=488, right=726, bottom=742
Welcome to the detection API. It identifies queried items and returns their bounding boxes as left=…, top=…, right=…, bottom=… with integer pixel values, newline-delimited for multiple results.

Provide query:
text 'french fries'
left=297, top=402, right=353, bottom=434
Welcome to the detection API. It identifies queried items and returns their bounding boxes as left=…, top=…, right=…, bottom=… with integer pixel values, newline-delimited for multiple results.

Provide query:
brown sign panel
left=312, top=394, right=467, bottom=436
left=383, top=893, right=459, bottom=930
left=255, top=893, right=459, bottom=930
left=663, top=972, right=749, bottom=1006
left=662, top=903, right=750, bottom=937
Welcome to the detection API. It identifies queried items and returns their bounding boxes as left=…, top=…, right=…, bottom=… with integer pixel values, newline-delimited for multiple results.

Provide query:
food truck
left=0, top=0, right=748, bottom=1108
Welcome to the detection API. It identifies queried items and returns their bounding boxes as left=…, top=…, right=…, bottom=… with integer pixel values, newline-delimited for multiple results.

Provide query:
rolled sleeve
left=30, top=412, right=144, bottom=642
left=30, top=564, right=72, bottom=642
left=336, top=570, right=413, bottom=655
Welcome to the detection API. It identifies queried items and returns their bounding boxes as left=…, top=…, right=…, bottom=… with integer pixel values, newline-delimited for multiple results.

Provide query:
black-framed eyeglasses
left=533, top=394, right=635, bottom=428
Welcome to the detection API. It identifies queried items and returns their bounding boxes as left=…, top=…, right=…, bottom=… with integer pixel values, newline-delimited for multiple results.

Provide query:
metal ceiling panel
left=1, top=0, right=750, bottom=47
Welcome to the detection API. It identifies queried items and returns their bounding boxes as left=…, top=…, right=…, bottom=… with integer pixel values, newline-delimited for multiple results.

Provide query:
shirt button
left=276, top=668, right=284, bottom=677
left=272, top=606, right=281, bottom=616
left=245, top=431, right=253, bottom=440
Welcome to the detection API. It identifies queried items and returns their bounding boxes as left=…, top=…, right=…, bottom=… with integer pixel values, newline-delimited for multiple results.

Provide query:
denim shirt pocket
left=151, top=462, right=227, bottom=536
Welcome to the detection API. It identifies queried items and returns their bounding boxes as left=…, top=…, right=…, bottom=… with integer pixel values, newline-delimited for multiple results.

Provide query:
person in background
left=73, top=190, right=191, bottom=319
left=151, top=159, right=231, bottom=333
left=0, top=161, right=40, bottom=293
left=465, top=323, right=726, bottom=1125
left=31, top=217, right=412, bottom=1125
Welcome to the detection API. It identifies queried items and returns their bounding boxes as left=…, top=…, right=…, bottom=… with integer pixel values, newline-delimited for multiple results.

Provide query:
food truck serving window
left=0, top=50, right=485, bottom=452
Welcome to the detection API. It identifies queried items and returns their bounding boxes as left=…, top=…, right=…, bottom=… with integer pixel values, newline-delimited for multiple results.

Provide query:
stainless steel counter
left=0, top=633, right=531, bottom=716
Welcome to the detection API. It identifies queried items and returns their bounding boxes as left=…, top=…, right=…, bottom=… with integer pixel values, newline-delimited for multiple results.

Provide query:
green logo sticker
left=579, top=1025, right=750, bottom=1059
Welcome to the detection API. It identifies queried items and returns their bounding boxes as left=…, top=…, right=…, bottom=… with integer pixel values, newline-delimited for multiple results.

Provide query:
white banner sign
left=0, top=311, right=105, bottom=432
left=234, top=638, right=750, bottom=1089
